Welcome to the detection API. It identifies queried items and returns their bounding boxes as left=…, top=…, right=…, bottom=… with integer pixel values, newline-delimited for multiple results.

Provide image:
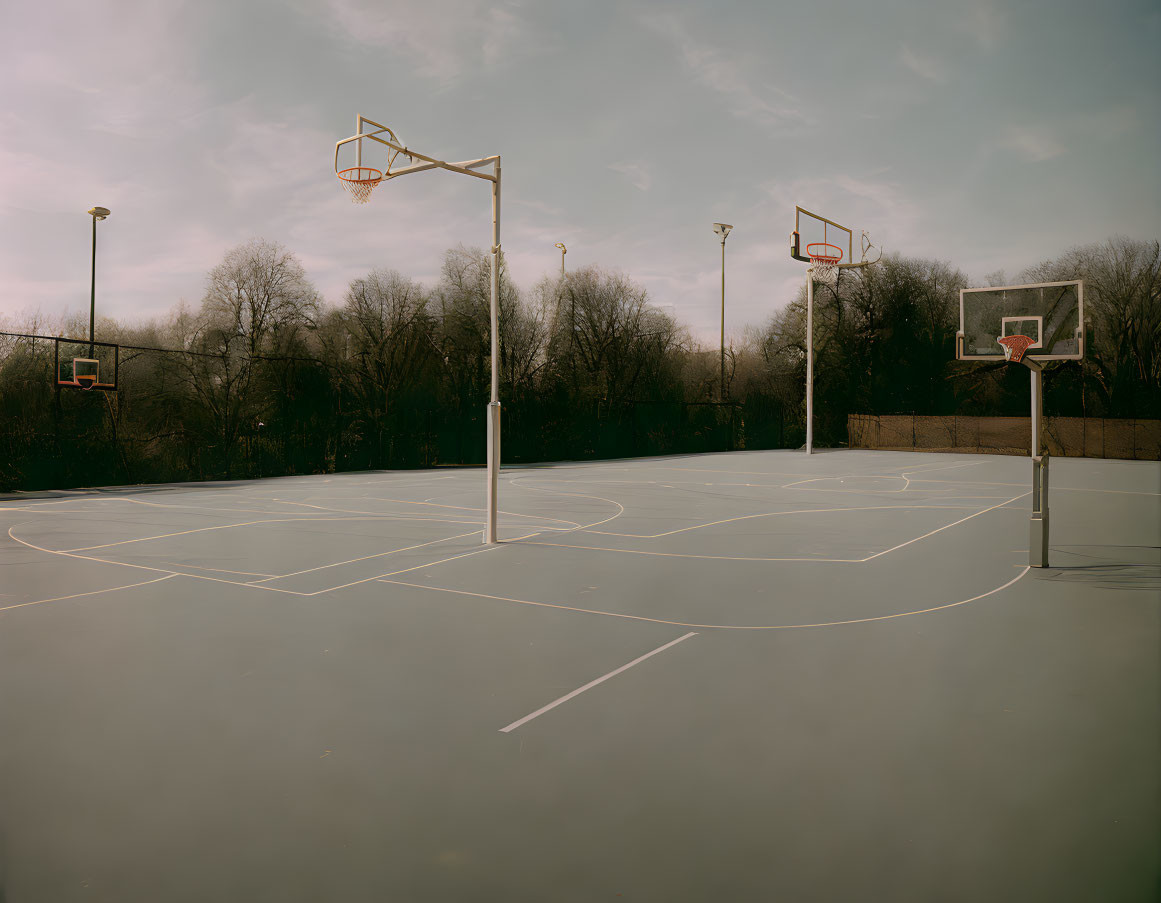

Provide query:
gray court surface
left=1, top=449, right=1158, bottom=902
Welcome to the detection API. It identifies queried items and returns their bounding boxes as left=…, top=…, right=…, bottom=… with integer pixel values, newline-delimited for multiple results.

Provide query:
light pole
left=87, top=206, right=110, bottom=352
left=712, top=223, right=732, bottom=402
left=554, top=242, right=567, bottom=277
left=335, top=115, right=503, bottom=543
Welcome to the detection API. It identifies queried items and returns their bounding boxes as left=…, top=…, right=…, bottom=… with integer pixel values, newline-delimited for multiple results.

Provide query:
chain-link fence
left=848, top=414, right=1161, bottom=460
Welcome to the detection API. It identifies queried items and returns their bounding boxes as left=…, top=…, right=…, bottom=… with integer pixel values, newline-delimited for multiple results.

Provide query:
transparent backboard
left=55, top=338, right=119, bottom=390
left=790, top=207, right=853, bottom=265
left=958, top=280, right=1083, bottom=361
left=790, top=206, right=883, bottom=270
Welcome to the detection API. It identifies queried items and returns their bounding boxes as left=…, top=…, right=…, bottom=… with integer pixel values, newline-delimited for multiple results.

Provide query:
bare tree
left=548, top=266, right=682, bottom=408
left=432, top=245, right=524, bottom=406
left=1021, top=237, right=1161, bottom=416
left=182, top=239, right=321, bottom=476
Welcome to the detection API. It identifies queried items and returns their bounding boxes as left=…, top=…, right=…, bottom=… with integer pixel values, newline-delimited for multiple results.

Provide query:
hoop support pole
left=1030, top=453, right=1050, bottom=567
left=1024, top=356, right=1048, bottom=566
left=485, top=160, right=501, bottom=544
left=337, top=117, right=502, bottom=543
left=806, top=270, right=814, bottom=455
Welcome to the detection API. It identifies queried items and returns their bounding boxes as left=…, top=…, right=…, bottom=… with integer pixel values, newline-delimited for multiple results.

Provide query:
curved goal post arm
left=858, top=230, right=883, bottom=266
left=835, top=231, right=883, bottom=270
left=334, top=116, right=498, bottom=184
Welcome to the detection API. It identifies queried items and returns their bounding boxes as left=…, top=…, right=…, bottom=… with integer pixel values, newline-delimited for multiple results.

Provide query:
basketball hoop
left=998, top=334, right=1037, bottom=363
left=337, top=167, right=383, bottom=204
left=807, top=242, right=842, bottom=287
left=75, top=374, right=98, bottom=391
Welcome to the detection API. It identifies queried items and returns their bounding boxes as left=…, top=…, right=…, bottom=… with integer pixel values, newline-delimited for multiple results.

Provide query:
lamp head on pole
left=712, top=222, right=732, bottom=240
left=88, top=207, right=111, bottom=221
left=554, top=242, right=567, bottom=254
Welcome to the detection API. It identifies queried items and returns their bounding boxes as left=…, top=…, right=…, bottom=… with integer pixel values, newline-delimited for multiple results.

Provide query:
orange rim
left=806, top=242, right=842, bottom=265
left=337, top=167, right=383, bottom=184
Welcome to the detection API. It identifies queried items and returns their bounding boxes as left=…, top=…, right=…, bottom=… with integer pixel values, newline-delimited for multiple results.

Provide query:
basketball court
left=1, top=448, right=1157, bottom=901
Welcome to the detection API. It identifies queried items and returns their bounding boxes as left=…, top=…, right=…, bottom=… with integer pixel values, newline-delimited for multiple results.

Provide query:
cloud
left=608, top=161, right=652, bottom=192
left=511, top=198, right=565, bottom=218
left=899, top=45, right=946, bottom=83
left=1077, top=105, right=1142, bottom=139
left=317, top=0, right=545, bottom=84
left=958, top=3, right=1007, bottom=51
left=998, top=126, right=1065, bottom=162
left=641, top=14, right=806, bottom=133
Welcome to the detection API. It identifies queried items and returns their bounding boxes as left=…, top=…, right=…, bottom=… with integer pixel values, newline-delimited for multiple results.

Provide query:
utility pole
left=87, top=206, right=110, bottom=352
left=712, top=223, right=733, bottom=401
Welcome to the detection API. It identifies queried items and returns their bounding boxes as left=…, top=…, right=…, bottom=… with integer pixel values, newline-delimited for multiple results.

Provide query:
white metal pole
left=485, top=162, right=501, bottom=544
left=806, top=270, right=814, bottom=454
left=1030, top=367, right=1042, bottom=457
left=1027, top=359, right=1048, bottom=566
left=720, top=238, right=726, bottom=403
left=89, top=214, right=97, bottom=353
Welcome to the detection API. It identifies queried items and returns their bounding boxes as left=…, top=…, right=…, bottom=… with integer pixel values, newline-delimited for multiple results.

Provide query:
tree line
left=1, top=235, right=1157, bottom=491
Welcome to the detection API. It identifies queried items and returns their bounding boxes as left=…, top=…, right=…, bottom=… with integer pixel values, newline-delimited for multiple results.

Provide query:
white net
left=810, top=256, right=839, bottom=287
left=338, top=167, right=383, bottom=204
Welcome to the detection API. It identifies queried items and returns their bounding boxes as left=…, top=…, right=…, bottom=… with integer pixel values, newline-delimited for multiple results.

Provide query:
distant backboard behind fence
left=55, top=338, right=119, bottom=391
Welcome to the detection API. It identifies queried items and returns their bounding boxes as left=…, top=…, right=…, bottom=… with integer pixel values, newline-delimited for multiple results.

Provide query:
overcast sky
left=2, top=0, right=1158, bottom=342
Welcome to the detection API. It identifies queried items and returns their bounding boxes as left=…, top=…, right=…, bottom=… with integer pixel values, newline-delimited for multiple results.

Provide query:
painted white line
left=7, top=524, right=501, bottom=598
left=524, top=492, right=1029, bottom=562
left=898, top=460, right=989, bottom=476
left=248, top=530, right=480, bottom=583
left=508, top=478, right=626, bottom=530
left=861, top=491, right=1030, bottom=560
left=499, top=632, right=697, bottom=733
left=156, top=562, right=278, bottom=578
left=59, top=515, right=379, bottom=552
left=907, top=479, right=1161, bottom=497
left=385, top=565, right=1031, bottom=631
left=0, top=574, right=175, bottom=613
left=518, top=540, right=865, bottom=563
left=56, top=513, right=526, bottom=554
left=277, top=495, right=583, bottom=527
left=588, top=504, right=986, bottom=539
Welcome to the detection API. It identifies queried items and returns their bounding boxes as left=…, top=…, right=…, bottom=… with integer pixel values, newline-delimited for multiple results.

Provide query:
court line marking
left=498, top=632, right=697, bottom=733
left=0, top=575, right=176, bottom=613
left=271, top=495, right=583, bottom=528
left=70, top=496, right=370, bottom=518
left=906, top=479, right=1161, bottom=496
left=7, top=525, right=501, bottom=597
left=502, top=542, right=861, bottom=563
left=781, top=476, right=914, bottom=492
left=291, top=543, right=503, bottom=594
left=508, top=479, right=626, bottom=531
left=862, top=492, right=1029, bottom=560
left=517, top=492, right=1029, bottom=562
left=56, top=515, right=473, bottom=553
left=156, top=561, right=279, bottom=578
left=53, top=511, right=566, bottom=555
left=342, top=475, right=459, bottom=487
left=9, top=500, right=562, bottom=586
left=247, top=530, right=481, bottom=583
left=896, top=460, right=990, bottom=476
left=1, top=493, right=579, bottom=531
left=586, top=504, right=988, bottom=539
left=383, top=566, right=1031, bottom=631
